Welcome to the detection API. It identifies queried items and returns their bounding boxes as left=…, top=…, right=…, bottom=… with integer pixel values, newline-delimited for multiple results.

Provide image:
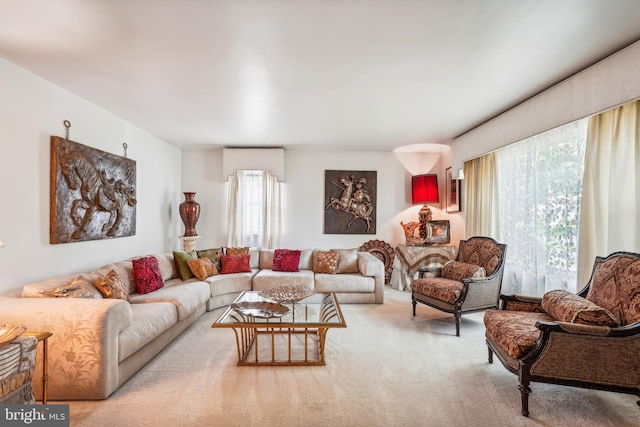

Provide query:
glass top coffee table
left=211, top=291, right=346, bottom=366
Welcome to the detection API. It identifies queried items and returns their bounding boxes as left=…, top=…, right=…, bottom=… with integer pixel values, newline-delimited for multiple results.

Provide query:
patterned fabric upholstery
left=457, top=238, right=505, bottom=276
left=441, top=261, right=486, bottom=281
left=412, top=277, right=464, bottom=304
left=542, top=290, right=619, bottom=326
left=585, top=254, right=640, bottom=326
left=484, top=310, right=555, bottom=359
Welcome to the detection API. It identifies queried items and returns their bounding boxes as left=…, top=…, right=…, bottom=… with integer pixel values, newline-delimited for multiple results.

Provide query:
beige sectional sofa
left=0, top=247, right=384, bottom=400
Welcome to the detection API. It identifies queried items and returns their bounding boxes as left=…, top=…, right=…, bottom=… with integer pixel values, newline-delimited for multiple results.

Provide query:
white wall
left=181, top=148, right=460, bottom=251
left=0, top=59, right=182, bottom=295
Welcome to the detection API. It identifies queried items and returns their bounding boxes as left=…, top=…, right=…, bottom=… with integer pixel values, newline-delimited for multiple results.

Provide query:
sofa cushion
left=220, top=254, right=251, bottom=274
left=48, top=276, right=103, bottom=299
left=98, top=260, right=137, bottom=295
left=197, top=247, right=223, bottom=269
left=259, top=249, right=275, bottom=269
left=205, top=270, right=256, bottom=298
left=457, top=238, right=504, bottom=276
left=333, top=248, right=359, bottom=273
left=411, top=277, right=465, bottom=304
left=129, top=280, right=209, bottom=320
left=173, top=250, right=198, bottom=281
left=484, top=310, right=556, bottom=359
left=226, top=247, right=249, bottom=256
left=315, top=273, right=374, bottom=293
left=441, top=261, right=486, bottom=282
left=118, top=302, right=177, bottom=362
left=313, top=251, right=339, bottom=274
left=187, top=257, right=219, bottom=280
left=95, top=270, right=130, bottom=301
left=542, top=290, right=620, bottom=327
left=252, top=269, right=315, bottom=291
left=132, top=257, right=165, bottom=294
left=153, top=254, right=179, bottom=281
left=273, top=249, right=301, bottom=272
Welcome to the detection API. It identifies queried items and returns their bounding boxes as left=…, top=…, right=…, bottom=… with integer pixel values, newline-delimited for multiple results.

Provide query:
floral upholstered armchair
left=484, top=251, right=640, bottom=417
left=411, top=236, right=507, bottom=336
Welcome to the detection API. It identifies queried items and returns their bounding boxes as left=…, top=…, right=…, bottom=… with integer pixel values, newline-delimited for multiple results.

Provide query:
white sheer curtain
left=226, top=170, right=282, bottom=249
left=577, top=100, right=640, bottom=287
left=496, top=120, right=587, bottom=296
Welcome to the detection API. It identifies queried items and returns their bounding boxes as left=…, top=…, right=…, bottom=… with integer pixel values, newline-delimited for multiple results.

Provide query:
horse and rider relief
left=324, top=170, right=376, bottom=234
left=50, top=137, right=137, bottom=243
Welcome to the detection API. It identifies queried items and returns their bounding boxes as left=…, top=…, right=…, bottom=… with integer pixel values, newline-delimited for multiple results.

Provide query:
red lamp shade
left=412, top=174, right=439, bottom=204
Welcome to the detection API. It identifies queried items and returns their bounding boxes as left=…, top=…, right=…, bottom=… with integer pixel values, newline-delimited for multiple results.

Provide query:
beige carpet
left=68, top=287, right=640, bottom=427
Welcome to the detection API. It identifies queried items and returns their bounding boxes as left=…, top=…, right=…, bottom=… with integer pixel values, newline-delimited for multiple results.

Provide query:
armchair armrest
left=536, top=320, right=640, bottom=337
left=498, top=294, right=544, bottom=312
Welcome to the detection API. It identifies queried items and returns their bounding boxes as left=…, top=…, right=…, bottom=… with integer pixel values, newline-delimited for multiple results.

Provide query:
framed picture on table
left=445, top=167, right=460, bottom=213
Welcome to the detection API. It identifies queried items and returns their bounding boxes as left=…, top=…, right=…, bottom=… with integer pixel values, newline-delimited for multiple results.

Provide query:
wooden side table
left=23, top=331, right=52, bottom=404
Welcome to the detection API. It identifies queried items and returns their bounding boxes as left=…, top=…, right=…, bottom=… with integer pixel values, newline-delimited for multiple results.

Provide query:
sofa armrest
left=357, top=252, right=385, bottom=303
left=0, top=296, right=132, bottom=400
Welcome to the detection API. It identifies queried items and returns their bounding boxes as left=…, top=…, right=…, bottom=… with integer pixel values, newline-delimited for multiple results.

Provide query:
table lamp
left=412, top=174, right=439, bottom=240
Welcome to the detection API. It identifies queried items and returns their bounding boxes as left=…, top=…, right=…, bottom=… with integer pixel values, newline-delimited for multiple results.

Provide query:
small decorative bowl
left=259, top=285, right=316, bottom=304
left=230, top=301, right=290, bottom=318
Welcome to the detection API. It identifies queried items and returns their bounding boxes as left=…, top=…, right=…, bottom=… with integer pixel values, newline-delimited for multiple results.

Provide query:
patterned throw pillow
left=441, top=261, right=486, bottom=282
left=332, top=248, right=359, bottom=273
left=219, top=254, right=252, bottom=274
left=313, top=251, right=339, bottom=274
left=173, top=250, right=198, bottom=281
left=542, top=290, right=620, bottom=327
left=187, top=257, right=219, bottom=280
left=197, top=248, right=223, bottom=269
left=273, top=249, right=301, bottom=272
left=132, top=256, right=165, bottom=294
left=226, top=247, right=249, bottom=256
left=51, top=276, right=103, bottom=299
left=95, top=269, right=130, bottom=301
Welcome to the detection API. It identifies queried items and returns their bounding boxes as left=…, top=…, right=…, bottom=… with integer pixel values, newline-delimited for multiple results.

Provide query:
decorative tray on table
left=230, top=301, right=290, bottom=319
left=0, top=323, right=26, bottom=347
left=259, top=285, right=316, bottom=304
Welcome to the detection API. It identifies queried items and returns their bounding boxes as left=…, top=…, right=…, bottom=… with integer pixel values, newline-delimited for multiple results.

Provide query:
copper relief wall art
left=50, top=136, right=137, bottom=244
left=324, top=170, right=376, bottom=234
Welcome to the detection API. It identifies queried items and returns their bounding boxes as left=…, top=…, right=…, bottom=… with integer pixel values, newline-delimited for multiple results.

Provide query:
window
left=240, top=170, right=264, bottom=247
left=496, top=119, right=587, bottom=296
left=227, top=170, right=281, bottom=249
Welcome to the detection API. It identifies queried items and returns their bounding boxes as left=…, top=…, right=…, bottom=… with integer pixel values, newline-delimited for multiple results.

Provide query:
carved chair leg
left=488, top=346, right=493, bottom=364
left=454, top=306, right=461, bottom=336
left=518, top=382, right=531, bottom=417
left=412, top=296, right=417, bottom=316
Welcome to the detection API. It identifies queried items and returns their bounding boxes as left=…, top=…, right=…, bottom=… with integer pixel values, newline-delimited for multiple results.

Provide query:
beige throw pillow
left=332, top=248, right=359, bottom=273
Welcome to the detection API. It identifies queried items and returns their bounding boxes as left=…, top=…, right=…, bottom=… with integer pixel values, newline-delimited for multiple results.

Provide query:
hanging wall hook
left=63, top=120, right=71, bottom=140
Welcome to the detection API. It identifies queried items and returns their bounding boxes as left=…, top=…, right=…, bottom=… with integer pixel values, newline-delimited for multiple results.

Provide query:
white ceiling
left=2, top=0, right=640, bottom=151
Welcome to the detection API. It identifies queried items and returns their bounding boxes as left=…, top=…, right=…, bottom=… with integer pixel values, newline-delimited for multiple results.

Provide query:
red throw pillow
left=132, top=256, right=165, bottom=294
left=220, top=254, right=252, bottom=274
left=273, top=249, right=301, bottom=272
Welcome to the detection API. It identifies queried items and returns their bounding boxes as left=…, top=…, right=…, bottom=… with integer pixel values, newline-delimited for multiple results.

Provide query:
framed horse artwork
left=324, top=170, right=376, bottom=234
left=50, top=136, right=137, bottom=244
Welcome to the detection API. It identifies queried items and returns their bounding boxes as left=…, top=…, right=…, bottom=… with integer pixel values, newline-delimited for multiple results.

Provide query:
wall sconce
left=0, top=240, right=4, bottom=248
left=457, top=168, right=465, bottom=180
left=412, top=174, right=439, bottom=239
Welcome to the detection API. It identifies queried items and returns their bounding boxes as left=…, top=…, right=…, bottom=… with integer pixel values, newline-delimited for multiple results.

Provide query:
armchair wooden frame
left=411, top=236, right=507, bottom=336
left=486, top=251, right=640, bottom=417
